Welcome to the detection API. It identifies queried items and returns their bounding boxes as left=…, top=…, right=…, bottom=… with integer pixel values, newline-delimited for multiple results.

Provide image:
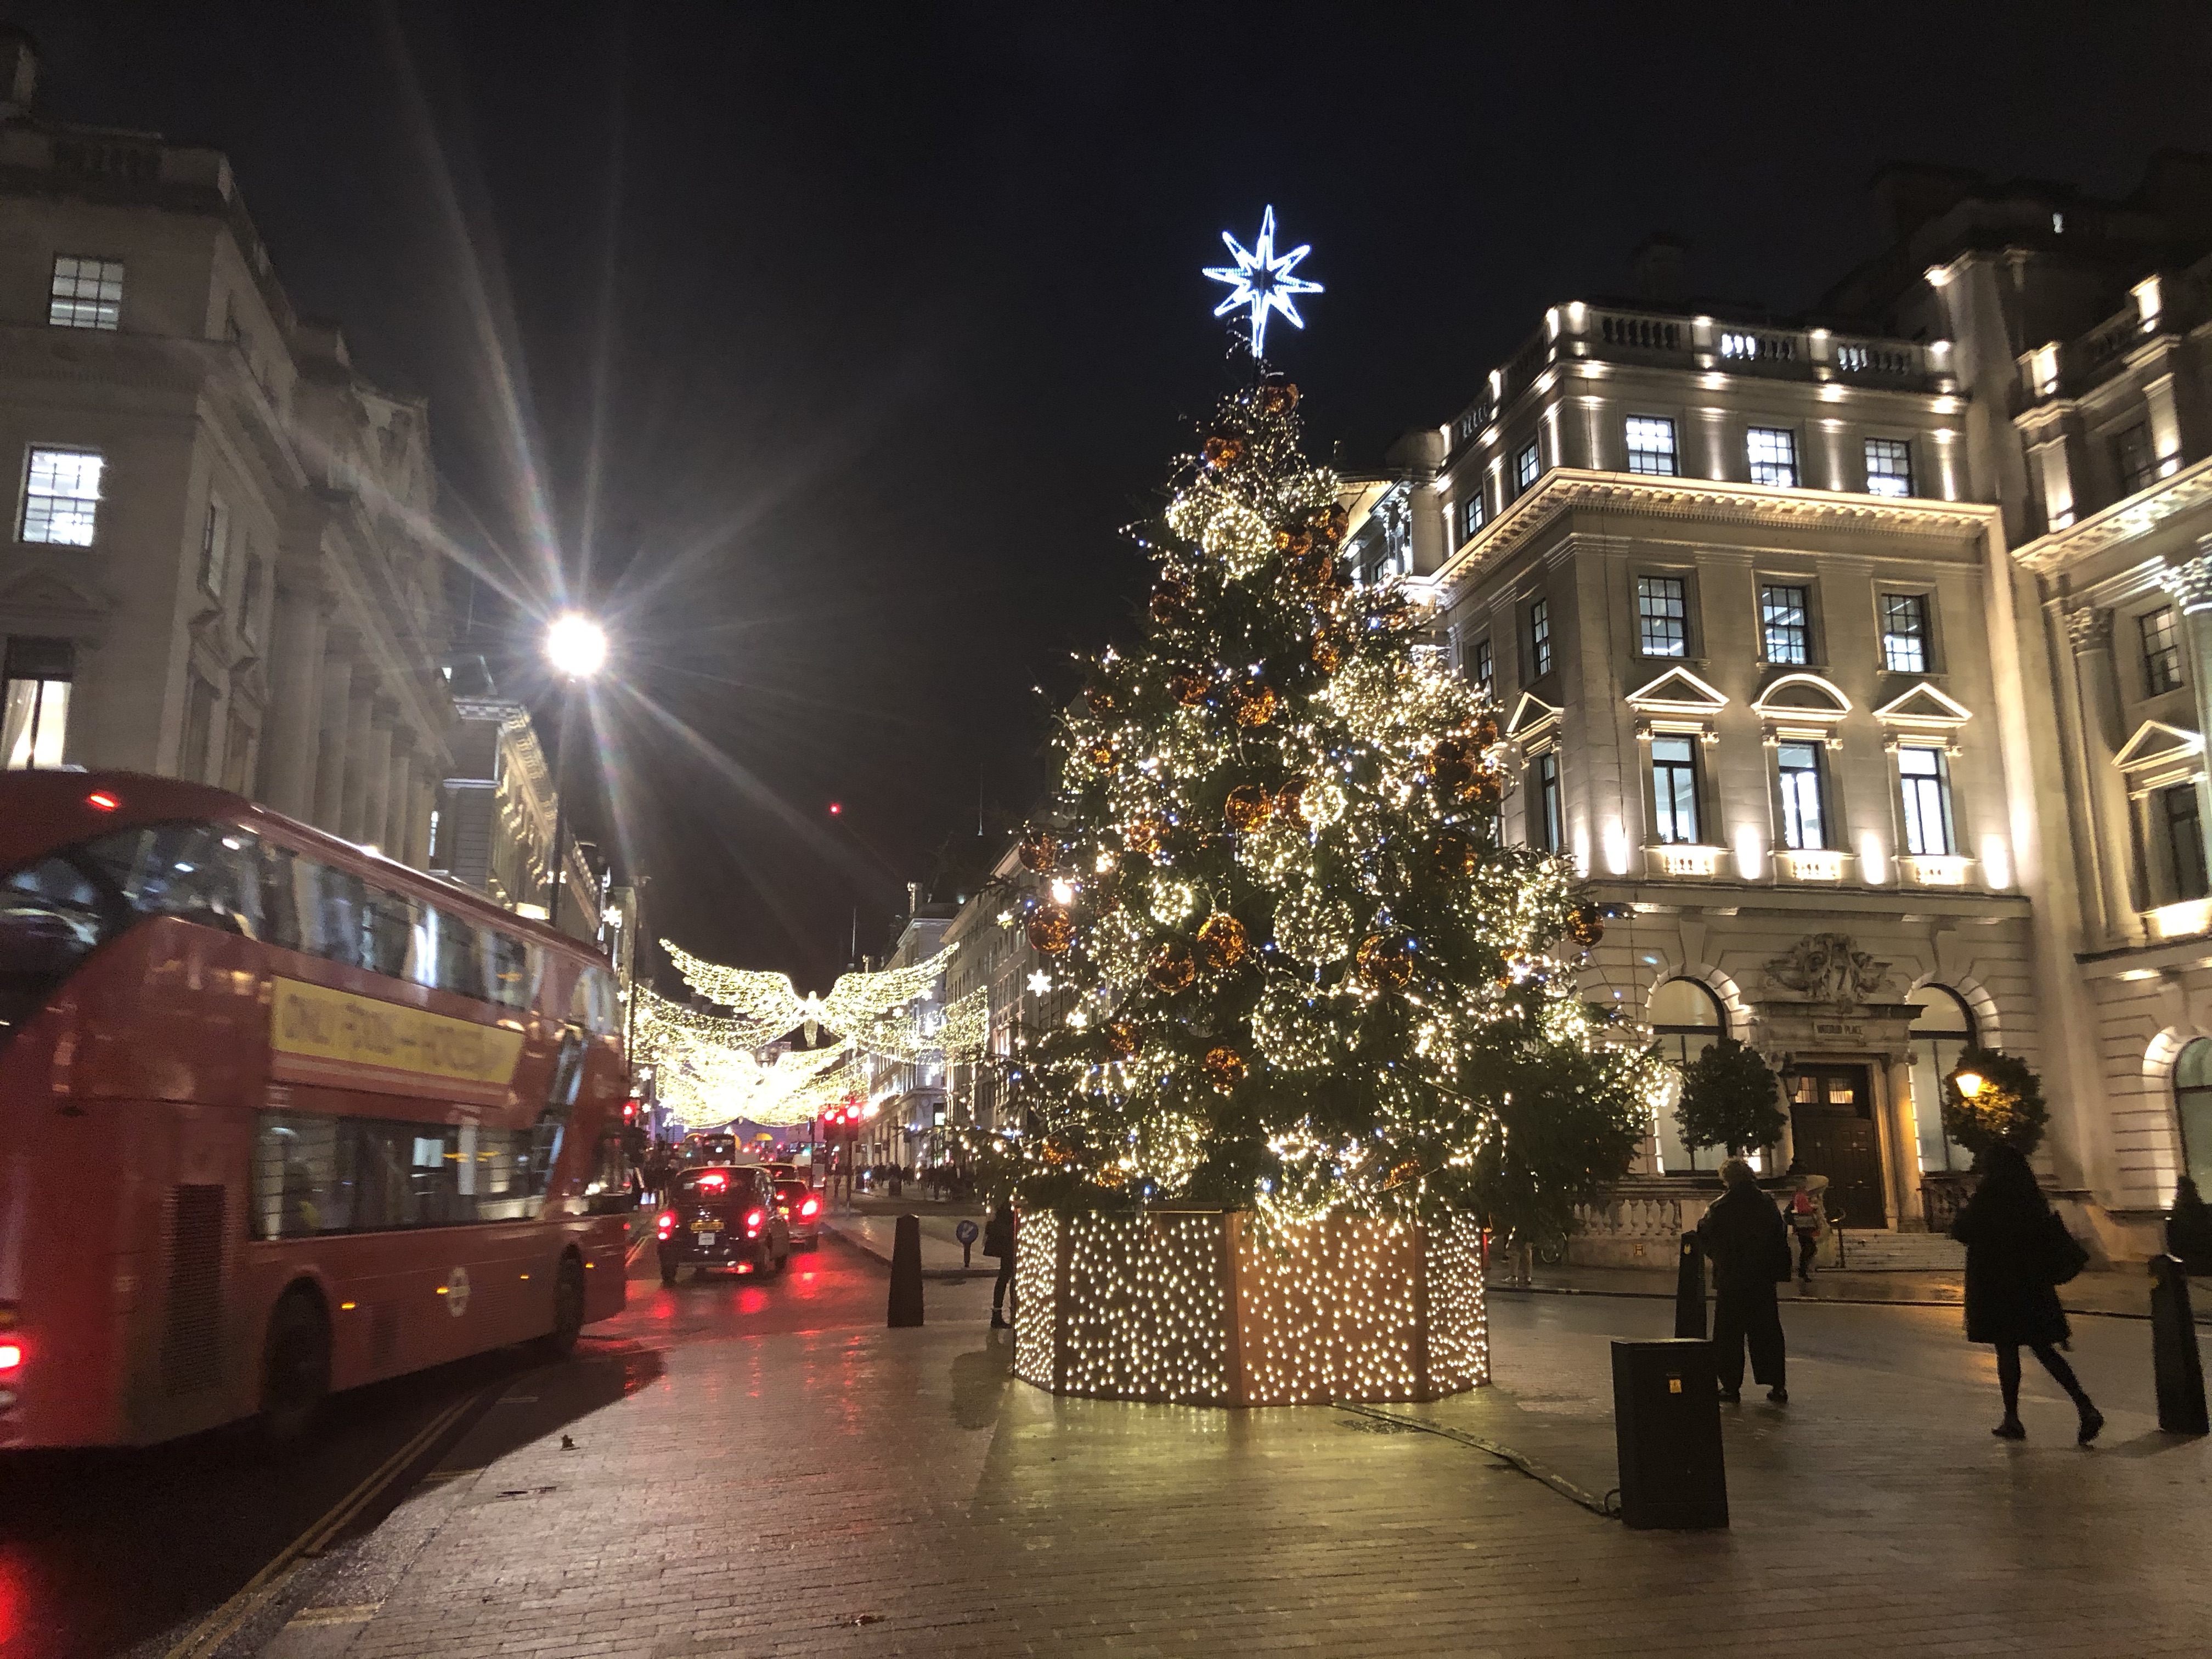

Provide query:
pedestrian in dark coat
left=1696, top=1158, right=1793, bottom=1404
left=1950, top=1140, right=2102, bottom=1442
left=2166, top=1175, right=2212, bottom=1274
left=984, top=1202, right=1018, bottom=1330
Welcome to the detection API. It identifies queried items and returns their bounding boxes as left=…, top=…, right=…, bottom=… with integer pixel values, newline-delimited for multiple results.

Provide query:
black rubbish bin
left=1611, top=1338, right=1728, bottom=1530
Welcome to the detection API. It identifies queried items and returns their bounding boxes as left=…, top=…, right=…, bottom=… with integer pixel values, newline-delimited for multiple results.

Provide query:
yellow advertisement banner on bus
left=269, top=977, right=526, bottom=1105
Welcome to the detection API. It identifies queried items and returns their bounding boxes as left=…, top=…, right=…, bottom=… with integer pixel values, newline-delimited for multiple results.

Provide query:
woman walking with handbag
left=1950, top=1140, right=2102, bottom=1443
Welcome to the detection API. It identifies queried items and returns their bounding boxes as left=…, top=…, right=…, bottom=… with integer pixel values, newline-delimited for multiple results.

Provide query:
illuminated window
left=1651, top=737, right=1701, bottom=844
left=1908, top=986, right=1977, bottom=1175
left=1637, top=576, right=1688, bottom=656
left=1881, top=592, right=1929, bottom=673
left=1651, top=977, right=1723, bottom=1173
left=1514, top=439, right=1541, bottom=495
left=1760, top=584, right=1810, bottom=664
left=1528, top=597, right=1552, bottom=677
left=1459, top=492, right=1486, bottom=539
left=1625, top=416, right=1678, bottom=476
left=2163, top=785, right=2208, bottom=901
left=48, top=256, right=122, bottom=330
left=2115, top=421, right=2155, bottom=495
left=2, top=636, right=72, bottom=770
left=1472, top=637, right=1493, bottom=695
left=20, top=448, right=104, bottom=545
left=1898, top=746, right=1953, bottom=856
left=2143, top=606, right=2183, bottom=696
left=1747, top=427, right=1798, bottom=487
left=1532, top=751, right=1561, bottom=851
left=1864, top=437, right=1914, bottom=497
left=1776, top=742, right=1826, bottom=850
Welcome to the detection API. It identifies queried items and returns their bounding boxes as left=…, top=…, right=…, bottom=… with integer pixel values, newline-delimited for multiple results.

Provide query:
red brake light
left=0, top=1340, right=21, bottom=1372
left=86, top=792, right=120, bottom=812
left=698, top=1172, right=727, bottom=1192
left=800, top=1197, right=820, bottom=1218
left=656, top=1210, right=675, bottom=1232
left=745, top=1207, right=765, bottom=1229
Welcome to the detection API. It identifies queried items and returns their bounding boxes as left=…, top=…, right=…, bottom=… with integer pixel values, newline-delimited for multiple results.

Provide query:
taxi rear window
left=678, top=1167, right=755, bottom=1199
left=774, top=1180, right=811, bottom=1200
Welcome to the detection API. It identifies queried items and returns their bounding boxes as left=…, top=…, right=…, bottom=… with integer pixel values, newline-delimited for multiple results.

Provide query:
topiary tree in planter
left=1674, top=1039, right=1787, bottom=1160
left=1940, top=1047, right=2047, bottom=1159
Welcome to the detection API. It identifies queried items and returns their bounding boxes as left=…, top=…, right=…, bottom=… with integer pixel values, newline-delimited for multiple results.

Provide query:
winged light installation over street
left=1202, top=204, right=1323, bottom=358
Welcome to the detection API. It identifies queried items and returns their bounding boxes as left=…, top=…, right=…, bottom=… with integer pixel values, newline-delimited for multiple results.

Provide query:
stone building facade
left=1345, top=155, right=2212, bottom=1259
left=0, top=35, right=452, bottom=864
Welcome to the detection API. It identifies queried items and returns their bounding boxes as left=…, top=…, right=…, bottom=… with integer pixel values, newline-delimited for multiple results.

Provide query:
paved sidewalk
left=253, top=1263, right=2212, bottom=1657
left=1519, top=1259, right=2212, bottom=1322
left=824, top=1208, right=999, bottom=1278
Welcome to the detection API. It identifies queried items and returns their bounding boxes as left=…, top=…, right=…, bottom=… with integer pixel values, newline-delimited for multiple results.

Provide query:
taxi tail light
left=0, top=1338, right=22, bottom=1373
left=655, top=1210, right=676, bottom=1235
left=86, top=791, right=121, bottom=812
left=744, top=1207, right=765, bottom=1231
left=800, top=1196, right=821, bottom=1218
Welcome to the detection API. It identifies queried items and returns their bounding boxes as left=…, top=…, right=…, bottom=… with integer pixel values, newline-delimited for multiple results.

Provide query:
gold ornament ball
left=1085, top=682, right=1118, bottom=715
left=1429, top=736, right=1481, bottom=798
left=1087, top=740, right=1116, bottom=769
left=1231, top=682, right=1278, bottom=726
left=1276, top=776, right=1310, bottom=821
left=1150, top=584, right=1189, bottom=627
left=1428, top=831, right=1479, bottom=879
left=1103, top=1019, right=1138, bottom=1061
left=1169, top=669, right=1210, bottom=708
left=1203, top=1045, right=1248, bottom=1090
left=1475, top=716, right=1501, bottom=748
left=1123, top=817, right=1165, bottom=855
left=1469, top=768, right=1503, bottom=806
left=1196, top=912, right=1250, bottom=971
left=1566, top=904, right=1606, bottom=947
left=1202, top=435, right=1244, bottom=469
left=1256, top=381, right=1297, bottom=415
left=1356, top=933, right=1414, bottom=989
left=1311, top=635, right=1342, bottom=672
left=1223, top=782, right=1273, bottom=833
left=1017, top=827, right=1062, bottom=872
left=1147, top=937, right=1196, bottom=992
left=1026, top=906, right=1076, bottom=955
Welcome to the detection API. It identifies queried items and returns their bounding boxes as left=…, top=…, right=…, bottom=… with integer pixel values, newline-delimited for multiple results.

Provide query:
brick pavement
left=255, top=1268, right=2212, bottom=1659
left=1523, top=1257, right=2212, bottom=1322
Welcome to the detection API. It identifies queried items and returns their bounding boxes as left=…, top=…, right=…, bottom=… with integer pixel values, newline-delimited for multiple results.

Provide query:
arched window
left=2175, top=1039, right=2212, bottom=1195
left=1650, top=978, right=1724, bottom=1175
left=1906, top=985, right=1977, bottom=1173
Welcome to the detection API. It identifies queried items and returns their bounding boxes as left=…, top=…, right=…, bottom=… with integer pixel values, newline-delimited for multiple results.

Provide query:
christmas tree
left=1000, top=375, right=1654, bottom=1239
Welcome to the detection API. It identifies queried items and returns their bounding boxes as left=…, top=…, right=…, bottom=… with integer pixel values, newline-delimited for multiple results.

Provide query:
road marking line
left=286, top=1602, right=381, bottom=1628
left=161, top=1391, right=481, bottom=1659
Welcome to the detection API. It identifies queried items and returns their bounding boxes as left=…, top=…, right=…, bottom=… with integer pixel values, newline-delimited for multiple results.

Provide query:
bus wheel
left=541, top=1255, right=586, bottom=1359
left=259, top=1288, right=330, bottom=1446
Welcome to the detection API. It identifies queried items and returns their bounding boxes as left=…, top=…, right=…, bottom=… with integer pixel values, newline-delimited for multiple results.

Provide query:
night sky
left=17, top=2, right=2211, bottom=989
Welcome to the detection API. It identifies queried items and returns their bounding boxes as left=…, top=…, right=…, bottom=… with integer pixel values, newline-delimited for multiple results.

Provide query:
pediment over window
left=1750, top=674, right=1852, bottom=720
left=2114, top=720, right=2205, bottom=773
left=1505, top=691, right=1560, bottom=740
left=1872, top=682, right=1974, bottom=728
left=0, top=566, right=112, bottom=640
left=1624, top=667, right=1728, bottom=714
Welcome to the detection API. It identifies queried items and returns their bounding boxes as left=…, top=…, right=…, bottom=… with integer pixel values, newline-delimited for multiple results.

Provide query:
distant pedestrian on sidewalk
left=2166, top=1175, right=2212, bottom=1274
left=985, top=1201, right=1018, bottom=1330
left=1696, top=1158, right=1792, bottom=1405
left=1950, top=1140, right=2103, bottom=1443
left=1787, top=1171, right=1830, bottom=1284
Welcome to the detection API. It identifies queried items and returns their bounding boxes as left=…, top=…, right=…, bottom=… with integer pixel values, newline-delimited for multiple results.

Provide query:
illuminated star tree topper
left=1202, top=205, right=1323, bottom=358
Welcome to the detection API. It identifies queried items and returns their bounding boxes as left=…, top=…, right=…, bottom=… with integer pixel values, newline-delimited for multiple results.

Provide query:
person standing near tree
left=1950, top=1140, right=2102, bottom=1442
left=1787, top=1170, right=1829, bottom=1285
left=1697, top=1158, right=1792, bottom=1404
left=984, top=1201, right=1018, bottom=1330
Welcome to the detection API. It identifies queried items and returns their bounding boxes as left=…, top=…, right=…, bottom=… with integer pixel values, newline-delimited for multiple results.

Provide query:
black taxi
left=653, top=1165, right=793, bottom=1284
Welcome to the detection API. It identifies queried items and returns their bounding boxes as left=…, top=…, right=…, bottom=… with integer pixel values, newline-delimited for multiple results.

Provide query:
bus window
left=360, top=885, right=414, bottom=979
left=78, top=822, right=260, bottom=934
left=1, top=856, right=116, bottom=1048
left=431, top=906, right=483, bottom=1000
left=481, top=928, right=528, bottom=1009
left=308, top=862, right=365, bottom=968
left=256, top=842, right=303, bottom=952
left=573, top=966, right=619, bottom=1035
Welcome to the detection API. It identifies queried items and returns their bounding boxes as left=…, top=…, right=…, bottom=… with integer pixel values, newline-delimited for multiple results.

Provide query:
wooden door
left=1787, top=1064, right=1884, bottom=1228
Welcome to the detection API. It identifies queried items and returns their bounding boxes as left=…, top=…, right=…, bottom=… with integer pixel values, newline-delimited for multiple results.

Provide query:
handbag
left=2043, top=1211, right=2090, bottom=1285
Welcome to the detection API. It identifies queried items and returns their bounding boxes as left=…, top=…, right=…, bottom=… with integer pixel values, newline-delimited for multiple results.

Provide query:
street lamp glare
left=1952, top=1069, right=1985, bottom=1099
left=545, top=612, right=608, bottom=679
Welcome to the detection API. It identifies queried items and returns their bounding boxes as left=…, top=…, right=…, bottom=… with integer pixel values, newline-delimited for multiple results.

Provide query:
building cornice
left=2013, top=452, right=2212, bottom=573
left=1434, top=469, right=1999, bottom=592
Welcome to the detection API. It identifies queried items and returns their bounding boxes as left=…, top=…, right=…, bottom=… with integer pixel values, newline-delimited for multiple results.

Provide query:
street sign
left=955, top=1220, right=979, bottom=1245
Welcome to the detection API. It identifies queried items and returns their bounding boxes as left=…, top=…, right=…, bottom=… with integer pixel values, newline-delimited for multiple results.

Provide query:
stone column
left=360, top=702, right=396, bottom=853
left=258, top=577, right=328, bottom=819
left=2158, top=544, right=2212, bottom=884
left=313, top=637, right=357, bottom=837
left=2066, top=607, right=2142, bottom=938
left=1881, top=1050, right=1922, bottom=1231
left=384, top=734, right=415, bottom=865
left=341, top=689, right=376, bottom=844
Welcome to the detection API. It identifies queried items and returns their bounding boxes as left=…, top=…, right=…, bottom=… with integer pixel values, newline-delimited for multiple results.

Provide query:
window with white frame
left=1637, top=575, right=1688, bottom=657
left=1881, top=591, right=1930, bottom=673
left=1864, top=437, right=1914, bottom=497
left=1776, top=742, right=1826, bottom=850
left=1528, top=597, right=1553, bottom=677
left=1472, top=637, right=1493, bottom=696
left=1760, top=583, right=1810, bottom=664
left=1898, top=745, right=1954, bottom=856
left=1514, top=439, right=1541, bottom=495
left=1459, top=491, right=1486, bottom=540
left=1651, top=736, right=1701, bottom=844
left=199, top=496, right=230, bottom=597
left=48, top=257, right=123, bottom=330
left=2, top=636, right=73, bottom=769
left=1532, top=751, right=1561, bottom=851
left=20, top=448, right=104, bottom=545
left=1625, top=416, right=1678, bottom=476
left=2143, top=606, right=2184, bottom=696
left=2163, top=783, right=2209, bottom=902
left=1746, top=427, right=1799, bottom=487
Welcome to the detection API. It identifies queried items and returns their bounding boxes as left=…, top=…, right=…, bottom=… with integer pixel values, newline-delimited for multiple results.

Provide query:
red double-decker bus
left=0, top=772, right=630, bottom=1448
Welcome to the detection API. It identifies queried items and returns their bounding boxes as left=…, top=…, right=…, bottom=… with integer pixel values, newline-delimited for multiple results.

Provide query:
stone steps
left=1826, top=1230, right=1966, bottom=1272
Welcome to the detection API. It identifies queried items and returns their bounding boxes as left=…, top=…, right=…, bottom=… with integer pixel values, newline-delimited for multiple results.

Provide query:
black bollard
left=1612, top=1338, right=1728, bottom=1529
left=1674, top=1229, right=1708, bottom=1340
left=2149, top=1254, right=2208, bottom=1435
left=888, top=1213, right=925, bottom=1328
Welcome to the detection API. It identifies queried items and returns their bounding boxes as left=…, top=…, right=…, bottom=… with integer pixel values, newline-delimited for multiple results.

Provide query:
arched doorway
left=2175, top=1039, right=2212, bottom=1195
left=1906, top=985, right=1978, bottom=1175
left=1650, top=978, right=1723, bottom=1175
